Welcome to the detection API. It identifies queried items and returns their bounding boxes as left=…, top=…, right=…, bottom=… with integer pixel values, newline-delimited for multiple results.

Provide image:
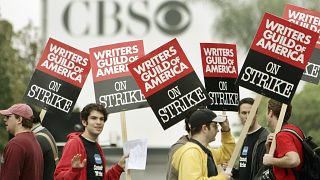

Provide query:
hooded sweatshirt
left=54, top=132, right=123, bottom=180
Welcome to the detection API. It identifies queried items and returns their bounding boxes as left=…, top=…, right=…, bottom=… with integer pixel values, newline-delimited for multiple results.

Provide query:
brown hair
left=80, top=103, right=109, bottom=127
left=238, top=97, right=254, bottom=113
left=267, top=99, right=292, bottom=122
left=14, top=114, right=33, bottom=129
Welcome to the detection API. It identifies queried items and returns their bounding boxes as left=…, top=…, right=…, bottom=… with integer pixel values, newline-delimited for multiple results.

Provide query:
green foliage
left=211, top=0, right=320, bottom=51
left=0, top=20, right=40, bottom=152
left=211, top=0, right=260, bottom=50
left=255, top=84, right=320, bottom=145
left=0, top=20, right=16, bottom=151
left=256, top=96, right=268, bottom=128
left=291, top=84, right=320, bottom=145
left=248, top=90, right=320, bottom=145
left=0, top=20, right=16, bottom=108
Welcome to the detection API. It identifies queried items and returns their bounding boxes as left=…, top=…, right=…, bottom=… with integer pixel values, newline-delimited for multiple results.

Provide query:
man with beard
left=171, top=108, right=235, bottom=180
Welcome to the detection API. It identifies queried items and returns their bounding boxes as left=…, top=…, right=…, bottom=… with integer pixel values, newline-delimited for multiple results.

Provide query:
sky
left=0, top=0, right=41, bottom=31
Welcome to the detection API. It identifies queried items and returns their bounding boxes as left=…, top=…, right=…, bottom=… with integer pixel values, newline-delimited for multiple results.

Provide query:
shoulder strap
left=36, top=132, right=59, bottom=165
left=257, top=128, right=269, bottom=144
left=281, top=128, right=304, bottom=142
left=281, top=128, right=305, bottom=177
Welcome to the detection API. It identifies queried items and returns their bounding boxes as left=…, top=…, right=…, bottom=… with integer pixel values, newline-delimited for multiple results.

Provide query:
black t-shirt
left=238, top=127, right=264, bottom=180
left=80, top=135, right=104, bottom=180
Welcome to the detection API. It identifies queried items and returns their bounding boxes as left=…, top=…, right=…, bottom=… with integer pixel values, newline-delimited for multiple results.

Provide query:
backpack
left=282, top=128, right=320, bottom=180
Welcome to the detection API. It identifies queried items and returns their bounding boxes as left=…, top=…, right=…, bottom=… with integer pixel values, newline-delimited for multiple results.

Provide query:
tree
left=0, top=20, right=17, bottom=151
left=0, top=20, right=40, bottom=152
left=291, top=84, right=320, bottom=144
left=0, top=20, right=16, bottom=109
left=211, top=0, right=320, bottom=52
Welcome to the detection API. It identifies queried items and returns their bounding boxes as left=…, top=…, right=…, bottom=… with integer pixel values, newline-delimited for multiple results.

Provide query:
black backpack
left=282, top=128, right=320, bottom=180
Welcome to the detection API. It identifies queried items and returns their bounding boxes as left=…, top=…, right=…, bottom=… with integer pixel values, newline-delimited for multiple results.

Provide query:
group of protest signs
left=22, top=3, right=320, bottom=175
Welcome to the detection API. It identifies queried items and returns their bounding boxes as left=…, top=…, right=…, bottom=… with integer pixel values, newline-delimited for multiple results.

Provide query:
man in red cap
left=0, top=103, right=43, bottom=180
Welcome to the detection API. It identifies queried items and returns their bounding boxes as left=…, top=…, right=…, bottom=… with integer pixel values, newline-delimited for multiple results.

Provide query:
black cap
left=188, top=109, right=225, bottom=128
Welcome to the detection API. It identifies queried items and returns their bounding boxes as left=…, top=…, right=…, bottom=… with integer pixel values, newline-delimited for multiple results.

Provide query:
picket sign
left=226, top=94, right=262, bottom=173
left=120, top=112, right=131, bottom=180
left=39, top=109, right=47, bottom=122
left=216, top=111, right=228, bottom=171
left=268, top=104, right=287, bottom=155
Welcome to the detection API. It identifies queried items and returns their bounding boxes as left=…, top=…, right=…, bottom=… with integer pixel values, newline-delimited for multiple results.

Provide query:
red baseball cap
left=0, top=103, right=33, bottom=120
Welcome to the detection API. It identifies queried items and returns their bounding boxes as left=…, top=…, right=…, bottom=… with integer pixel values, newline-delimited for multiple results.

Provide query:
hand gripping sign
left=226, top=13, right=318, bottom=174
left=24, top=38, right=91, bottom=115
left=89, top=40, right=149, bottom=113
left=283, top=4, right=320, bottom=84
left=200, top=43, right=239, bottom=111
left=128, top=38, right=211, bottom=130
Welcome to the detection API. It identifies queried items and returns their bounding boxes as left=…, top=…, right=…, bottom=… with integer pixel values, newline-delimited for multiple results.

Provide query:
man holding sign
left=171, top=108, right=235, bottom=180
left=233, top=12, right=318, bottom=179
left=263, top=99, right=303, bottom=180
left=54, top=103, right=128, bottom=180
left=232, top=98, right=269, bottom=180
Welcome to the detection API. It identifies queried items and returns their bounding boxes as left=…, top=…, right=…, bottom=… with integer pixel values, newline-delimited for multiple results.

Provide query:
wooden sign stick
left=226, top=94, right=262, bottom=173
left=39, top=109, right=47, bottom=122
left=268, top=104, right=287, bottom=155
left=120, top=111, right=131, bottom=180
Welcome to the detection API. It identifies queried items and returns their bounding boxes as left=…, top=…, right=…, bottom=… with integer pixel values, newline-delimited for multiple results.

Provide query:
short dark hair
left=267, top=99, right=292, bottom=122
left=30, top=106, right=41, bottom=124
left=238, top=98, right=254, bottom=113
left=14, top=114, right=33, bottom=129
left=80, top=103, right=109, bottom=124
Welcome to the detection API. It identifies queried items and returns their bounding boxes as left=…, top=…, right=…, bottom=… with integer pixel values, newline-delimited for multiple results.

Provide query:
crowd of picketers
left=0, top=98, right=319, bottom=180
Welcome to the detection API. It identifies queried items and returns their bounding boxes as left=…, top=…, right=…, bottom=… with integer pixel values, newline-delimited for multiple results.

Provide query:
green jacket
left=171, top=132, right=235, bottom=180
